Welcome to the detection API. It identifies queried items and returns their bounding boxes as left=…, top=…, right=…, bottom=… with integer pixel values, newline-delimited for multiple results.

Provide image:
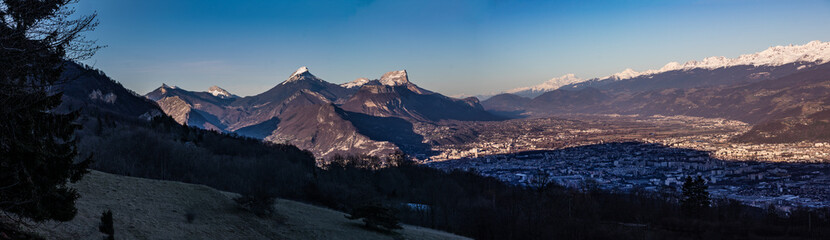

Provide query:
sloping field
left=27, top=171, right=468, bottom=240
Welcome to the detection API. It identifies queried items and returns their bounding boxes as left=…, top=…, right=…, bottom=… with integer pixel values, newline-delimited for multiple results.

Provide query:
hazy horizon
left=74, top=0, right=830, bottom=97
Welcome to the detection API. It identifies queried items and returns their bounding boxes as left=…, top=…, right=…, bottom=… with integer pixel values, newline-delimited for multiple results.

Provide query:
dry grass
left=25, top=171, right=469, bottom=240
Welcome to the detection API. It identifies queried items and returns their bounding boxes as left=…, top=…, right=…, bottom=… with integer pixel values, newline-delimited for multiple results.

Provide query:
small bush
left=346, top=204, right=402, bottom=232
left=185, top=210, right=196, bottom=223
left=234, top=195, right=275, bottom=218
left=99, top=210, right=114, bottom=240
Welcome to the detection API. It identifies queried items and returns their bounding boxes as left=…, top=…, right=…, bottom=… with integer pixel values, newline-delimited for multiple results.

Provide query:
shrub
left=99, top=210, right=114, bottom=240
left=185, top=209, right=196, bottom=223
left=346, top=204, right=402, bottom=232
left=234, top=194, right=275, bottom=218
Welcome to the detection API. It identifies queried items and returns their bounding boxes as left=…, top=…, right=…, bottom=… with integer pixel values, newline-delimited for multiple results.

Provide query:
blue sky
left=73, top=0, right=830, bottom=97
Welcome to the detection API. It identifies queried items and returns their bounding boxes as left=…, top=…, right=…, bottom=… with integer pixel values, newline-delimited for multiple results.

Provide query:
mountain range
left=483, top=41, right=830, bottom=143
left=56, top=40, right=830, bottom=159
left=499, top=40, right=830, bottom=98
left=142, top=67, right=500, bottom=158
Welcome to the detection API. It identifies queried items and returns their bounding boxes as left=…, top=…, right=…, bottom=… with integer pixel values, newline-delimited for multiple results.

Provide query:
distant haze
left=73, top=0, right=830, bottom=97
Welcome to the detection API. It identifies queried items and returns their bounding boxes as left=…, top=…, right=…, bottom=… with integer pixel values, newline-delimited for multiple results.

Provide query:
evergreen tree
left=99, top=210, right=114, bottom=240
left=0, top=0, right=99, bottom=222
left=681, top=175, right=710, bottom=218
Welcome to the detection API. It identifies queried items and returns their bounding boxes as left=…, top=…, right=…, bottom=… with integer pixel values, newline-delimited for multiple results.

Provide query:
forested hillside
left=72, top=111, right=830, bottom=239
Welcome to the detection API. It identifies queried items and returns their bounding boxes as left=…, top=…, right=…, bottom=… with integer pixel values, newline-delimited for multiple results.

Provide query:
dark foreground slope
left=25, top=171, right=467, bottom=240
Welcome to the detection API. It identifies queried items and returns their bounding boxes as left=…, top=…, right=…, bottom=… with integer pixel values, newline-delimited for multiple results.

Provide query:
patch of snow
left=659, top=62, right=683, bottom=72
left=341, top=78, right=370, bottom=89
left=282, top=66, right=322, bottom=85
left=292, top=66, right=309, bottom=77
left=89, top=89, right=117, bottom=104
left=207, top=85, right=235, bottom=98
left=208, top=89, right=226, bottom=97
left=506, top=73, right=585, bottom=94
left=493, top=40, right=830, bottom=98
left=600, top=40, right=830, bottom=81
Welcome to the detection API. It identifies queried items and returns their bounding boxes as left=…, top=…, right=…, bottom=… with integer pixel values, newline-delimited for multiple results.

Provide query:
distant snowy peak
left=282, top=66, right=321, bottom=84
left=160, top=83, right=177, bottom=89
left=341, top=78, right=370, bottom=89
left=602, top=40, right=830, bottom=81
left=156, top=83, right=178, bottom=95
left=207, top=85, right=237, bottom=99
left=606, top=69, right=639, bottom=80
left=340, top=70, right=415, bottom=89
left=379, top=70, right=410, bottom=86
left=507, top=73, right=585, bottom=94
left=292, top=66, right=309, bottom=77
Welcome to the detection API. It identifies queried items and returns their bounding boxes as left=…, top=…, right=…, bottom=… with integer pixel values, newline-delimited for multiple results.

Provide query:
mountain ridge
left=492, top=40, right=830, bottom=98
left=142, top=67, right=497, bottom=158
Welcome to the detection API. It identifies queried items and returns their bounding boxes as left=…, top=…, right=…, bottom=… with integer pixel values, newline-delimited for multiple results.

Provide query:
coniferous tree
left=0, top=0, right=99, bottom=222
left=681, top=176, right=710, bottom=218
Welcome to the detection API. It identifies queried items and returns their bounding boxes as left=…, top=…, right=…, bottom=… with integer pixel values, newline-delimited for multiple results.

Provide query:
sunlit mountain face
left=141, top=67, right=499, bottom=158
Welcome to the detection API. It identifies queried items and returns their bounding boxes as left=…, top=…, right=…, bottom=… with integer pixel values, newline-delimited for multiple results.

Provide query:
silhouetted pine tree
left=681, top=176, right=710, bottom=218
left=0, top=0, right=98, bottom=222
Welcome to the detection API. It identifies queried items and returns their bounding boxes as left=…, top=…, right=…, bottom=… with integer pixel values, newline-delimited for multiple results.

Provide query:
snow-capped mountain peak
left=341, top=70, right=412, bottom=89
left=341, top=77, right=370, bottom=89
left=600, top=40, right=830, bottom=81
left=282, top=66, right=321, bottom=85
left=207, top=85, right=236, bottom=99
left=379, top=70, right=410, bottom=86
left=498, top=40, right=830, bottom=98
left=339, top=70, right=427, bottom=94
left=607, top=68, right=639, bottom=80
left=506, top=73, right=584, bottom=96
left=291, top=66, right=309, bottom=77
left=659, top=62, right=682, bottom=71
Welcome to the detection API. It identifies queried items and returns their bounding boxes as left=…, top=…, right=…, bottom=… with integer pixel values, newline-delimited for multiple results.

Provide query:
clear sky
left=73, top=0, right=830, bottom=97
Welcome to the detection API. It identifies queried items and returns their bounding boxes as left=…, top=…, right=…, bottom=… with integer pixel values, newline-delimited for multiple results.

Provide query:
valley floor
left=25, top=171, right=468, bottom=240
left=419, top=114, right=830, bottom=163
